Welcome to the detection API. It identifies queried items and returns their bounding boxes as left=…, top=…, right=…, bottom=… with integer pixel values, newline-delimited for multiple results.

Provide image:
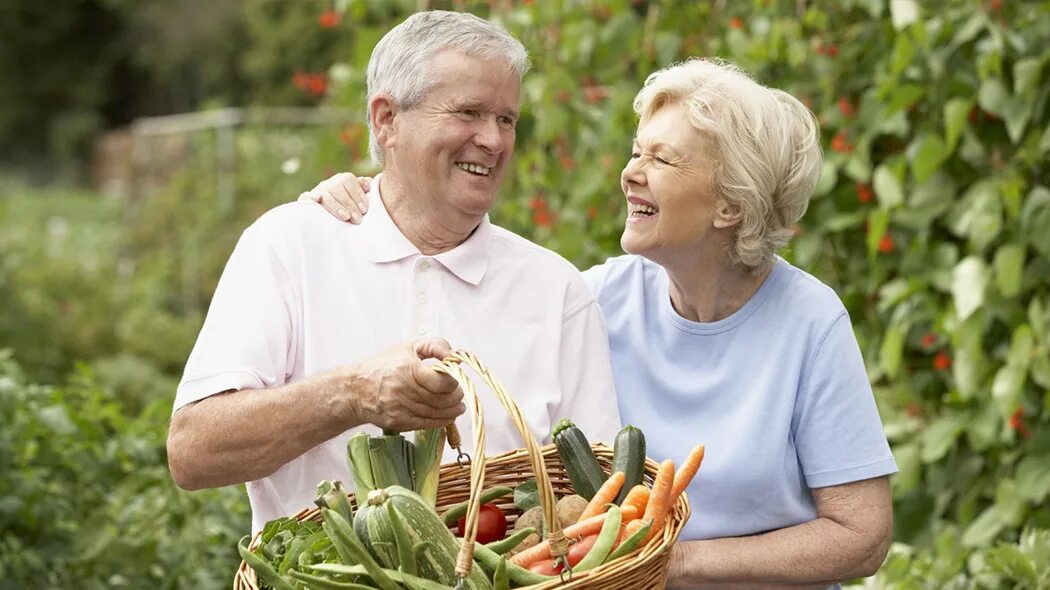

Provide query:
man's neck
left=379, top=174, right=482, bottom=255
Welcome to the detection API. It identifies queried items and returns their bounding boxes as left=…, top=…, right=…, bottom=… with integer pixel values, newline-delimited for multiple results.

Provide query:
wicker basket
left=234, top=351, right=690, bottom=589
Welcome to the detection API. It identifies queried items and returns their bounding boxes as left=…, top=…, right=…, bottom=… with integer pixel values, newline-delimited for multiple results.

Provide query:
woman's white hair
left=366, top=10, right=530, bottom=163
left=633, top=58, right=823, bottom=270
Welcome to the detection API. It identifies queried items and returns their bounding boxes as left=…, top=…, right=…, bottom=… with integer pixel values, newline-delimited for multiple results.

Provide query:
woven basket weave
left=233, top=351, right=690, bottom=589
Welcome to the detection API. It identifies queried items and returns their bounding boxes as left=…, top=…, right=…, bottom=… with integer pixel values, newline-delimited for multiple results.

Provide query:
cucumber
left=552, top=419, right=608, bottom=500
left=610, top=425, right=646, bottom=504
left=359, top=486, right=492, bottom=590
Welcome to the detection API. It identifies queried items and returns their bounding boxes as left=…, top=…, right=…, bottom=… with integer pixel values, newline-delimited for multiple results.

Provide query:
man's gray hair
left=366, top=10, right=530, bottom=164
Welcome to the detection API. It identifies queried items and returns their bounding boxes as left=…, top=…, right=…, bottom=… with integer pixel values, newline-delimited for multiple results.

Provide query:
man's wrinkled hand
left=297, top=172, right=372, bottom=224
left=338, top=337, right=465, bottom=432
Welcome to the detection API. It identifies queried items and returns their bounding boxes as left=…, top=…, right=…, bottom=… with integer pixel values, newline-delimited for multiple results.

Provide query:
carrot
left=620, top=518, right=646, bottom=541
left=670, top=445, right=705, bottom=504
left=578, top=471, right=626, bottom=522
left=642, top=459, right=675, bottom=542
left=619, top=484, right=650, bottom=517
left=511, top=505, right=640, bottom=567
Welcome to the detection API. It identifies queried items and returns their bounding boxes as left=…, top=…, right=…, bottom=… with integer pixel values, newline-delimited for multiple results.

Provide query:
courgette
left=610, top=425, right=646, bottom=504
left=358, top=486, right=492, bottom=590
left=551, top=419, right=608, bottom=500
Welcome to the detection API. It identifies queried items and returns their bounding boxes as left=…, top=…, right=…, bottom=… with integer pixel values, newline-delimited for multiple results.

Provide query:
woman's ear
left=369, top=94, right=398, bottom=150
left=713, top=200, right=743, bottom=229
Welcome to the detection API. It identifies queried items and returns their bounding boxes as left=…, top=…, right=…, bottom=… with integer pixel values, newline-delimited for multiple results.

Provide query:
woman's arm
left=666, top=476, right=893, bottom=589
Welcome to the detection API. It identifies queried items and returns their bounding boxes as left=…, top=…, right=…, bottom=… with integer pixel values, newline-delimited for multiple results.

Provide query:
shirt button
left=419, top=261, right=431, bottom=272
left=417, top=327, right=428, bottom=335
left=418, top=293, right=427, bottom=304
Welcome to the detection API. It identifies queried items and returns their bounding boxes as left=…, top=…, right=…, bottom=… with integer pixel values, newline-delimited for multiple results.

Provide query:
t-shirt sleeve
left=553, top=281, right=623, bottom=445
left=580, top=262, right=609, bottom=298
left=173, top=224, right=299, bottom=413
left=794, top=313, right=898, bottom=488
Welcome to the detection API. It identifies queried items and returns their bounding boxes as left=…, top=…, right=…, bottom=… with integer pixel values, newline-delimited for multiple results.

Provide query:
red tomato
left=528, top=559, right=564, bottom=576
left=567, top=534, right=599, bottom=566
left=456, top=503, right=508, bottom=544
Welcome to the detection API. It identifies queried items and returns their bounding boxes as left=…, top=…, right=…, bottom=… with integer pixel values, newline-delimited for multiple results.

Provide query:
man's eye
left=461, top=109, right=480, bottom=118
left=498, top=116, right=516, bottom=129
left=655, top=157, right=670, bottom=165
left=630, top=152, right=640, bottom=159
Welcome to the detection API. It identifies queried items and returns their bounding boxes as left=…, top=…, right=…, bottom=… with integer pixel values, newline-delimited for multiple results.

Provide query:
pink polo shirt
left=175, top=177, right=622, bottom=532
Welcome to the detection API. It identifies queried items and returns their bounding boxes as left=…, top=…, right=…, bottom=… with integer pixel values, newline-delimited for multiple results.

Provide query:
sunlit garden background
left=2, top=0, right=1048, bottom=587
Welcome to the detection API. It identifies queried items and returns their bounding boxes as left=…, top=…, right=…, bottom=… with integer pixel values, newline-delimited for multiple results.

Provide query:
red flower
left=933, top=352, right=952, bottom=371
left=905, top=402, right=922, bottom=418
left=533, top=208, right=555, bottom=227
left=856, top=182, right=873, bottom=204
left=838, top=98, right=856, bottom=119
left=830, top=131, right=853, bottom=154
left=921, top=333, right=937, bottom=348
left=583, top=85, right=609, bottom=104
left=292, top=71, right=310, bottom=91
left=587, top=205, right=599, bottom=220
left=730, top=17, right=743, bottom=30
left=826, top=44, right=839, bottom=57
left=318, top=10, right=341, bottom=29
left=308, top=75, right=328, bottom=97
left=1008, top=407, right=1031, bottom=439
left=878, top=234, right=895, bottom=254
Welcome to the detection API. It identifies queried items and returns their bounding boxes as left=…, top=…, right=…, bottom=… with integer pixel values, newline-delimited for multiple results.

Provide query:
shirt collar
left=360, top=174, right=492, bottom=286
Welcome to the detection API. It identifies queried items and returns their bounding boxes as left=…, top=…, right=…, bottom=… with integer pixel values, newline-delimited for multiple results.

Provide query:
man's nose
left=473, top=117, right=504, bottom=153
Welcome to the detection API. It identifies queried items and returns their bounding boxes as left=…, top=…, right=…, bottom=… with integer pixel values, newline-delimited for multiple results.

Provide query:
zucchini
left=552, top=419, right=608, bottom=500
left=610, top=425, right=646, bottom=504
left=358, top=486, right=492, bottom=590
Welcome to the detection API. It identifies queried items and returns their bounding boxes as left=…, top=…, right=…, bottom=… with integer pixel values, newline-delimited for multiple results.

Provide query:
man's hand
left=339, top=338, right=465, bottom=431
left=298, top=172, right=372, bottom=224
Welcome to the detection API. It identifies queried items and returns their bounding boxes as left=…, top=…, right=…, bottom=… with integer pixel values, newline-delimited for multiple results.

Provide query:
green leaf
left=994, top=479, right=1027, bottom=526
left=513, top=479, right=539, bottom=513
left=873, top=164, right=904, bottom=209
left=978, top=78, right=1011, bottom=115
left=962, top=505, right=1005, bottom=548
left=892, top=442, right=922, bottom=495
left=943, top=98, right=972, bottom=151
left=1015, top=454, right=1050, bottom=503
left=910, top=134, right=948, bottom=184
left=948, top=180, right=1002, bottom=250
left=1013, top=57, right=1044, bottom=98
left=866, top=208, right=890, bottom=258
left=880, top=323, right=906, bottom=379
left=993, top=244, right=1025, bottom=298
left=951, top=256, right=989, bottom=321
left=920, top=413, right=963, bottom=463
left=889, top=0, right=920, bottom=30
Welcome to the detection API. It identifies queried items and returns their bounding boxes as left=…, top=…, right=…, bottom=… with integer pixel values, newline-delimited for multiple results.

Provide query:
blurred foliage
left=1, top=0, right=1048, bottom=587
left=0, top=351, right=249, bottom=589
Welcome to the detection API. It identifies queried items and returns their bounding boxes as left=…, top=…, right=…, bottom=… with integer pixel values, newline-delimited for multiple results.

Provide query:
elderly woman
left=303, top=58, right=897, bottom=588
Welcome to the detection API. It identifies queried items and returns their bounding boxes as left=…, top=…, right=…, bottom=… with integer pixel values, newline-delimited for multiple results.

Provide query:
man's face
left=384, top=49, right=521, bottom=222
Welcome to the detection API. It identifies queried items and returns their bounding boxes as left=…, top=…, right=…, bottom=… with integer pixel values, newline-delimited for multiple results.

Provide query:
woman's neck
left=664, top=254, right=773, bottom=323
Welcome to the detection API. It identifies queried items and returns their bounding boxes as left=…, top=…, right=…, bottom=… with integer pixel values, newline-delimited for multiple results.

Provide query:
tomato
left=527, top=559, right=564, bottom=576
left=566, top=533, right=599, bottom=566
left=456, top=503, right=508, bottom=544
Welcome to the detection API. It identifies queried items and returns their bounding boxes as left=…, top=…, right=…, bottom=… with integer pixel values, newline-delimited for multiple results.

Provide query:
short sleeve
left=173, top=225, right=300, bottom=412
left=553, top=280, right=622, bottom=445
left=794, top=313, right=898, bottom=488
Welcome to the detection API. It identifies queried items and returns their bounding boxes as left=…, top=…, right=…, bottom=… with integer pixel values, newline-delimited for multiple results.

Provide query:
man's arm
left=167, top=338, right=465, bottom=490
left=665, top=476, right=893, bottom=590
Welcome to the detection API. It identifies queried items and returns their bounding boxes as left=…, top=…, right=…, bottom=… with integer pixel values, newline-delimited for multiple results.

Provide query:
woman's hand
left=298, top=172, right=372, bottom=223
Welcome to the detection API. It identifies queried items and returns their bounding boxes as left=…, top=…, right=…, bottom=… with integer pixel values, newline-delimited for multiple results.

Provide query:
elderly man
left=167, top=10, right=621, bottom=533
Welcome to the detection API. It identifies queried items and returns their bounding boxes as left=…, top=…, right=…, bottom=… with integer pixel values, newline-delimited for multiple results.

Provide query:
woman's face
left=619, top=103, right=722, bottom=264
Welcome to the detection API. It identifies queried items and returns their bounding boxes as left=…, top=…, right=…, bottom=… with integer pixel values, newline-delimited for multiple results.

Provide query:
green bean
left=306, top=563, right=456, bottom=590
left=483, top=527, right=536, bottom=555
left=492, top=557, right=509, bottom=590
left=440, top=486, right=513, bottom=526
left=288, top=570, right=376, bottom=589
left=604, top=518, right=653, bottom=563
left=472, top=540, right=556, bottom=586
left=573, top=505, right=622, bottom=571
left=237, top=535, right=297, bottom=590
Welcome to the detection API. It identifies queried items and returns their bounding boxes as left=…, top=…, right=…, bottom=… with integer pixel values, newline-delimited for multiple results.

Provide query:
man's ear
left=369, top=94, right=398, bottom=150
left=713, top=200, right=743, bottom=229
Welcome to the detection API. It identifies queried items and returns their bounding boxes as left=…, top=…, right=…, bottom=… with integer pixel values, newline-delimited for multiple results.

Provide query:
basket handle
left=433, top=350, right=570, bottom=586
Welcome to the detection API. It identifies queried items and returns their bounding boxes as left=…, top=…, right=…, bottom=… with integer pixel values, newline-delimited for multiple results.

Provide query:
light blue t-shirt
left=583, top=254, right=897, bottom=544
